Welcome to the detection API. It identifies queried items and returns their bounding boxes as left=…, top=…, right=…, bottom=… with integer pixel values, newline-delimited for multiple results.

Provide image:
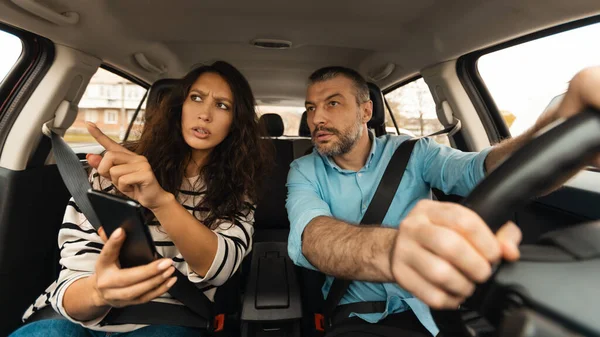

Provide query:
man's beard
left=312, top=116, right=363, bottom=157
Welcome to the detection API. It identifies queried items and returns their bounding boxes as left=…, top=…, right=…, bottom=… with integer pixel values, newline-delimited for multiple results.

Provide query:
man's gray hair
left=308, top=66, right=370, bottom=105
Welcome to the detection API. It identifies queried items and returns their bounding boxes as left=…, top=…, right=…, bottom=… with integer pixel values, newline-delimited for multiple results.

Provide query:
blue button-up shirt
left=286, top=132, right=491, bottom=336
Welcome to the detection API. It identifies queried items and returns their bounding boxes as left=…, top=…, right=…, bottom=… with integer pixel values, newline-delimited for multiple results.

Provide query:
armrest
left=241, top=242, right=302, bottom=321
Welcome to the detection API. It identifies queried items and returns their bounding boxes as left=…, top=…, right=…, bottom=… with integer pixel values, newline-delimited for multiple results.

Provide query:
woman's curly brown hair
left=128, top=61, right=272, bottom=229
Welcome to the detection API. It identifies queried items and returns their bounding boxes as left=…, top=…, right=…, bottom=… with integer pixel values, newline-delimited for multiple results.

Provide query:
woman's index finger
left=86, top=122, right=133, bottom=154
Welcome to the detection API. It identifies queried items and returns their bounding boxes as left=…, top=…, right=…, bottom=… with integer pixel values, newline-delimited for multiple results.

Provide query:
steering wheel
left=433, top=108, right=600, bottom=337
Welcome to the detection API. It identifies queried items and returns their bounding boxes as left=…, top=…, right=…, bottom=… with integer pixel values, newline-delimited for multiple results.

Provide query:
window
left=0, top=30, right=22, bottom=85
left=127, top=110, right=144, bottom=125
left=65, top=68, right=147, bottom=147
left=256, top=105, right=304, bottom=136
left=104, top=109, right=118, bottom=124
left=478, top=21, right=600, bottom=137
left=384, top=78, right=449, bottom=146
left=126, top=84, right=145, bottom=99
left=84, top=110, right=98, bottom=123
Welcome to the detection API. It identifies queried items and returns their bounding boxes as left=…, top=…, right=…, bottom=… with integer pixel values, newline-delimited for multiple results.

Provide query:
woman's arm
left=52, top=201, right=110, bottom=324
left=58, top=171, right=176, bottom=323
left=62, top=227, right=176, bottom=322
left=152, top=199, right=254, bottom=284
left=85, top=123, right=253, bottom=283
left=150, top=196, right=218, bottom=276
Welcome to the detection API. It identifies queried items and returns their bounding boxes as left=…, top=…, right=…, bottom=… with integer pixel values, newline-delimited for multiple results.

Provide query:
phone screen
left=87, top=189, right=157, bottom=268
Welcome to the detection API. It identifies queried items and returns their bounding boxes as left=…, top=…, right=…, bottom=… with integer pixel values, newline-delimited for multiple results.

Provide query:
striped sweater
left=22, top=170, right=254, bottom=332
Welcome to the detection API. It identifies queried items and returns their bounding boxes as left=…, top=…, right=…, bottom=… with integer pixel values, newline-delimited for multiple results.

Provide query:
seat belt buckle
left=213, top=313, right=225, bottom=332
left=314, top=313, right=326, bottom=332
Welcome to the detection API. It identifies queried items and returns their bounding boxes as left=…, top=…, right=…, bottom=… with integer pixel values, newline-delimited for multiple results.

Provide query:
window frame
left=457, top=14, right=600, bottom=143
left=68, top=64, right=149, bottom=145
left=127, top=109, right=144, bottom=125
left=100, top=65, right=149, bottom=142
left=102, top=64, right=148, bottom=90
left=383, top=74, right=422, bottom=96
left=382, top=75, right=467, bottom=149
left=0, top=22, right=54, bottom=157
left=64, top=65, right=148, bottom=146
left=382, top=75, right=429, bottom=136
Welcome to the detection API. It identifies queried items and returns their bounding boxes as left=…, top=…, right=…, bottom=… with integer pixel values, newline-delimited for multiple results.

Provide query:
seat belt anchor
left=42, top=100, right=78, bottom=138
left=41, top=119, right=56, bottom=138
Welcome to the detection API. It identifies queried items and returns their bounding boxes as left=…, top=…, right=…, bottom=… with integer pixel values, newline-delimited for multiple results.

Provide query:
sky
left=478, top=22, right=600, bottom=136
left=0, top=30, right=22, bottom=83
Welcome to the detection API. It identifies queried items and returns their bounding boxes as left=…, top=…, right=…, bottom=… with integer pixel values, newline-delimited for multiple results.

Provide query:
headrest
left=299, top=111, right=311, bottom=137
left=366, top=82, right=385, bottom=131
left=147, top=78, right=179, bottom=110
left=259, top=113, right=284, bottom=137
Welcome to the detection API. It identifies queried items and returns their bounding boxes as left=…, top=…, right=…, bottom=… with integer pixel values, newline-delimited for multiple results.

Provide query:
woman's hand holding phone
left=90, top=227, right=178, bottom=309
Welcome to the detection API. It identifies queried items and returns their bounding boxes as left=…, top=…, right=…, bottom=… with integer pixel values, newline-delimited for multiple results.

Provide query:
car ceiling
left=0, top=0, right=599, bottom=106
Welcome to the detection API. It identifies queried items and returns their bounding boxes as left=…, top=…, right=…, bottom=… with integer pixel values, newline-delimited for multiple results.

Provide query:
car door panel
left=515, top=171, right=600, bottom=244
left=0, top=166, right=69, bottom=336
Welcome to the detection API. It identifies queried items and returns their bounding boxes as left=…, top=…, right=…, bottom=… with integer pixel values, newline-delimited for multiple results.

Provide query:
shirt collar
left=321, top=130, right=377, bottom=173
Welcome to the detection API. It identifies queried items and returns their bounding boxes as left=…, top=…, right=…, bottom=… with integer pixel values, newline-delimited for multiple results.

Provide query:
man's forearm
left=484, top=104, right=570, bottom=172
left=485, top=127, right=537, bottom=172
left=302, top=216, right=396, bottom=282
left=484, top=112, right=575, bottom=194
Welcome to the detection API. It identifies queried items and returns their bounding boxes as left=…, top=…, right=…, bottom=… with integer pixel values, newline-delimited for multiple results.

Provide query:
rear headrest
left=366, top=82, right=386, bottom=136
left=299, top=111, right=311, bottom=137
left=259, top=113, right=284, bottom=137
left=147, top=78, right=179, bottom=110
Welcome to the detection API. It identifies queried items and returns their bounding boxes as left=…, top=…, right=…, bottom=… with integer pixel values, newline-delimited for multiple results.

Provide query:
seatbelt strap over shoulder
left=322, top=138, right=419, bottom=324
left=45, top=127, right=213, bottom=328
left=48, top=130, right=103, bottom=230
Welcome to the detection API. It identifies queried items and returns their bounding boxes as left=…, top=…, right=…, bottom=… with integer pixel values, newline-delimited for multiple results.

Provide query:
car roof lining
left=0, top=0, right=599, bottom=106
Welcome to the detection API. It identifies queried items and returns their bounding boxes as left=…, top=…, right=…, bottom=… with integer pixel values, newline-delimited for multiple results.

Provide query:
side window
left=0, top=30, right=23, bottom=84
left=65, top=68, right=147, bottom=147
left=384, top=78, right=450, bottom=146
left=478, top=22, right=600, bottom=137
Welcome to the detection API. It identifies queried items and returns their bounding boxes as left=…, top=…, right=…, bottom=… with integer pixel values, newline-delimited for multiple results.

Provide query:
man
left=286, top=66, right=600, bottom=336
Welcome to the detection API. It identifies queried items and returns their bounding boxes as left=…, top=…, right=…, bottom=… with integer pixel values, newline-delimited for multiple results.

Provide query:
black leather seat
left=147, top=78, right=179, bottom=107
left=244, top=116, right=310, bottom=336
left=144, top=78, right=179, bottom=124
left=299, top=111, right=311, bottom=137
left=260, top=113, right=285, bottom=137
left=367, top=82, right=387, bottom=136
left=255, top=114, right=311, bottom=242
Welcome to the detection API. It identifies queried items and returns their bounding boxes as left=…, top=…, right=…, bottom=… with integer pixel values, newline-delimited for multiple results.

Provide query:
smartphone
left=87, top=189, right=157, bottom=268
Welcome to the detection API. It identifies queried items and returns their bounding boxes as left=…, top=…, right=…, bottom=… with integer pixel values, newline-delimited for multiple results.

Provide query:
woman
left=12, top=61, right=272, bottom=336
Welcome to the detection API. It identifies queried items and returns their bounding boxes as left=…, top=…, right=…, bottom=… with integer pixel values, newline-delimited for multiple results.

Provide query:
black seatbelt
left=425, top=121, right=461, bottom=138
left=322, top=138, right=418, bottom=324
left=48, top=130, right=213, bottom=329
left=321, top=121, right=463, bottom=324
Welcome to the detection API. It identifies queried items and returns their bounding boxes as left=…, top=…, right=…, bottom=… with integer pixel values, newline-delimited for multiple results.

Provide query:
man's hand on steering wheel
left=536, top=66, right=600, bottom=166
left=389, top=200, right=522, bottom=309
left=389, top=66, right=600, bottom=310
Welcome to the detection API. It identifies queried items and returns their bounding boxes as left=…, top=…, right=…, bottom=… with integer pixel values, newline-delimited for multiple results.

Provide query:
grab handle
left=11, top=0, right=79, bottom=25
